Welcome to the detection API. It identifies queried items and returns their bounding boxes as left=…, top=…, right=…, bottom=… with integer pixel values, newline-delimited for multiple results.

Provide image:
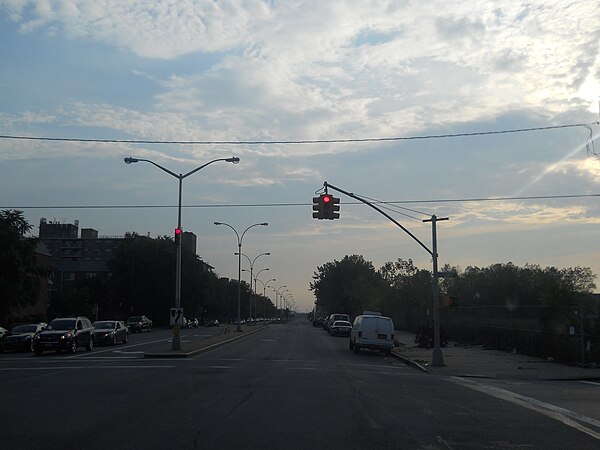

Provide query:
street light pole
left=214, top=222, right=268, bottom=331
left=236, top=252, right=270, bottom=319
left=256, top=277, right=276, bottom=319
left=124, top=156, right=239, bottom=351
left=273, top=285, right=287, bottom=319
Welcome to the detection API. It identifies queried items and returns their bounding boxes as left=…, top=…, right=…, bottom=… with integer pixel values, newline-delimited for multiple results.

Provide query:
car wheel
left=349, top=339, right=354, bottom=350
left=29, top=340, right=35, bottom=353
left=69, top=339, right=77, bottom=354
left=34, top=347, right=43, bottom=356
left=123, top=333, right=128, bottom=344
left=353, top=341, right=360, bottom=354
left=112, top=335, right=117, bottom=346
left=86, top=338, right=94, bottom=352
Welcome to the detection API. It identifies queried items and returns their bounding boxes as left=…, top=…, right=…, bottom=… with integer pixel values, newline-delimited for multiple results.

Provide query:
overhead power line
left=2, top=193, right=598, bottom=210
left=0, top=122, right=598, bottom=145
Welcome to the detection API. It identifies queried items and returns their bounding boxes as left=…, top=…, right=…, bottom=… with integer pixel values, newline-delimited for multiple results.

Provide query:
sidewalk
left=392, top=330, right=600, bottom=380
left=144, top=324, right=268, bottom=358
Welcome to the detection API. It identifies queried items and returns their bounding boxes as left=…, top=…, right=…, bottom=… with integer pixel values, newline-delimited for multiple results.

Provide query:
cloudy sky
left=1, top=0, right=599, bottom=312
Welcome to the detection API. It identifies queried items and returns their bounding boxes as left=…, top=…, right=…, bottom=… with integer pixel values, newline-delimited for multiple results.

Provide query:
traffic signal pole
left=322, top=181, right=448, bottom=367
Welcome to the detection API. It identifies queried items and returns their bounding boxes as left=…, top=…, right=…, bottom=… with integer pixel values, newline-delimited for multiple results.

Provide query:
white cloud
left=3, top=0, right=598, bottom=139
left=451, top=200, right=600, bottom=229
left=548, top=157, right=600, bottom=184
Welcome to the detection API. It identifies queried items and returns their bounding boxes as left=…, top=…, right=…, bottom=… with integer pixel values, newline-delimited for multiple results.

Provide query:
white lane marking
left=111, top=351, right=145, bottom=355
left=451, top=377, right=600, bottom=440
left=67, top=337, right=172, bottom=358
left=580, top=381, right=600, bottom=387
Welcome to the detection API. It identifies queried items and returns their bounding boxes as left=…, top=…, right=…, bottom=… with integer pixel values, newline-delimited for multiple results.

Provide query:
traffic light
left=312, top=196, right=324, bottom=219
left=325, top=195, right=340, bottom=220
left=312, top=194, right=340, bottom=220
left=174, top=227, right=182, bottom=243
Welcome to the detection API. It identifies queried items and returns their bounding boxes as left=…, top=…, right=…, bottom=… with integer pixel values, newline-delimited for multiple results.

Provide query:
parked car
left=206, top=319, right=219, bottom=327
left=127, top=315, right=152, bottom=333
left=0, top=323, right=46, bottom=353
left=325, top=313, right=350, bottom=331
left=329, top=320, right=352, bottom=337
left=33, top=317, right=94, bottom=355
left=188, top=317, right=199, bottom=328
left=93, top=320, right=129, bottom=345
left=349, top=314, right=395, bottom=355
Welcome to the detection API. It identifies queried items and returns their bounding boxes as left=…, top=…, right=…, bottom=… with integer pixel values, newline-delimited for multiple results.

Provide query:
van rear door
left=374, top=317, right=393, bottom=345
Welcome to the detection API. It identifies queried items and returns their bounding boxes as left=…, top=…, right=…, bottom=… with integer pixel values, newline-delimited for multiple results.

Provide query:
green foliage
left=0, top=210, right=47, bottom=323
left=310, top=255, right=597, bottom=358
left=49, top=287, right=91, bottom=318
left=107, top=233, right=273, bottom=325
left=310, top=255, right=387, bottom=317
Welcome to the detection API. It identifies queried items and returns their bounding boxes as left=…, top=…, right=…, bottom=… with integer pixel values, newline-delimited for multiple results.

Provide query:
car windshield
left=333, top=321, right=351, bottom=327
left=11, top=325, right=38, bottom=333
left=47, top=319, right=76, bottom=331
left=93, top=322, right=115, bottom=329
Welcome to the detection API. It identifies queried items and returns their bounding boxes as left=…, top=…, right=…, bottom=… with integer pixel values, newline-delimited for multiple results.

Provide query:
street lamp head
left=124, top=157, right=139, bottom=164
left=226, top=157, right=240, bottom=164
left=214, top=222, right=222, bottom=225
left=260, top=223, right=268, bottom=226
left=265, top=252, right=271, bottom=256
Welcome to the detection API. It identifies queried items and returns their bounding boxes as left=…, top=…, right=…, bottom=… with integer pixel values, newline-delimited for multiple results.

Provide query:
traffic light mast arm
left=323, top=181, right=433, bottom=257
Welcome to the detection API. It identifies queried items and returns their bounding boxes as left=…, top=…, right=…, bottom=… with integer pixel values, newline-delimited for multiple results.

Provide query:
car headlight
left=60, top=332, right=73, bottom=340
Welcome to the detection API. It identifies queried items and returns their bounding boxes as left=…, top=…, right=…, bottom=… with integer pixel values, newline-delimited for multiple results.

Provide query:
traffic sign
left=170, top=308, right=184, bottom=326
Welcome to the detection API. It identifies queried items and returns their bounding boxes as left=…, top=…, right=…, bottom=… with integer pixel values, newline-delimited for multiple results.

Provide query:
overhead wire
left=0, top=121, right=598, bottom=146
left=2, top=193, right=598, bottom=211
left=352, top=194, right=430, bottom=221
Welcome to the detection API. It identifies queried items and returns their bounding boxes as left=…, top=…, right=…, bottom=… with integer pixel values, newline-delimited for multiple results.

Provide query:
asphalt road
left=1, top=319, right=599, bottom=449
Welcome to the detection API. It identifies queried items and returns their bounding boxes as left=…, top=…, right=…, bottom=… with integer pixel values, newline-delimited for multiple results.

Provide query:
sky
left=1, top=0, right=599, bottom=313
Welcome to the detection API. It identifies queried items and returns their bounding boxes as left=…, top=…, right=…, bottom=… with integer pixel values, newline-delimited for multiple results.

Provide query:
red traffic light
left=175, top=228, right=181, bottom=235
left=323, top=195, right=331, bottom=203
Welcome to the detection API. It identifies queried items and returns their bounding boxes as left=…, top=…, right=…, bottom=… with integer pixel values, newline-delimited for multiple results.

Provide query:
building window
left=63, top=272, right=75, bottom=281
left=85, top=273, right=97, bottom=280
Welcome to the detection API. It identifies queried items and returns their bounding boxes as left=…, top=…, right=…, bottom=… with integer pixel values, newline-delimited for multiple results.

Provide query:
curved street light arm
left=182, top=157, right=239, bottom=179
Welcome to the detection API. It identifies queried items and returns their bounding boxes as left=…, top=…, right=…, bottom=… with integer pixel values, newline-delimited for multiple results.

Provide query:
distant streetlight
left=125, top=156, right=239, bottom=351
left=273, top=285, right=287, bottom=319
left=256, top=277, right=276, bottom=319
left=214, top=222, right=268, bottom=331
left=236, top=252, right=270, bottom=319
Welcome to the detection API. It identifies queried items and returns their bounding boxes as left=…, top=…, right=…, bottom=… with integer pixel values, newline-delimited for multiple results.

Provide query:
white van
left=349, top=314, right=395, bottom=355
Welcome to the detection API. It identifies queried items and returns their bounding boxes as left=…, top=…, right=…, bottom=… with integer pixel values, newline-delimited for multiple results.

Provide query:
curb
left=391, top=349, right=431, bottom=373
left=144, top=325, right=268, bottom=358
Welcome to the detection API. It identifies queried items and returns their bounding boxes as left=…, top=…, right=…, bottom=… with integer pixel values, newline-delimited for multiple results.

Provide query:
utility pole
left=423, top=215, right=448, bottom=367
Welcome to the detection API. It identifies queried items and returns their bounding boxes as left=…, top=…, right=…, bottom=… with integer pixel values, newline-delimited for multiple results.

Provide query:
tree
left=107, top=233, right=249, bottom=325
left=379, top=258, right=432, bottom=331
left=310, top=255, right=386, bottom=318
left=0, top=210, right=47, bottom=324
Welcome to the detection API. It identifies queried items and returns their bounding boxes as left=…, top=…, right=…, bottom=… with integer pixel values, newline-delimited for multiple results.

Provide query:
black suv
left=127, top=315, right=152, bottom=333
left=33, top=317, right=94, bottom=355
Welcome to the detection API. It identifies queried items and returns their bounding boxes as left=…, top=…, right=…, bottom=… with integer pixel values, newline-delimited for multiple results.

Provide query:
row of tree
left=0, top=211, right=277, bottom=327
left=310, top=254, right=599, bottom=362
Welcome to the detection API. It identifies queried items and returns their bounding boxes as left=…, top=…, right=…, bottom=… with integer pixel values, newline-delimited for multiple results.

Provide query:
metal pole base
left=431, top=348, right=445, bottom=367
left=171, top=330, right=182, bottom=351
